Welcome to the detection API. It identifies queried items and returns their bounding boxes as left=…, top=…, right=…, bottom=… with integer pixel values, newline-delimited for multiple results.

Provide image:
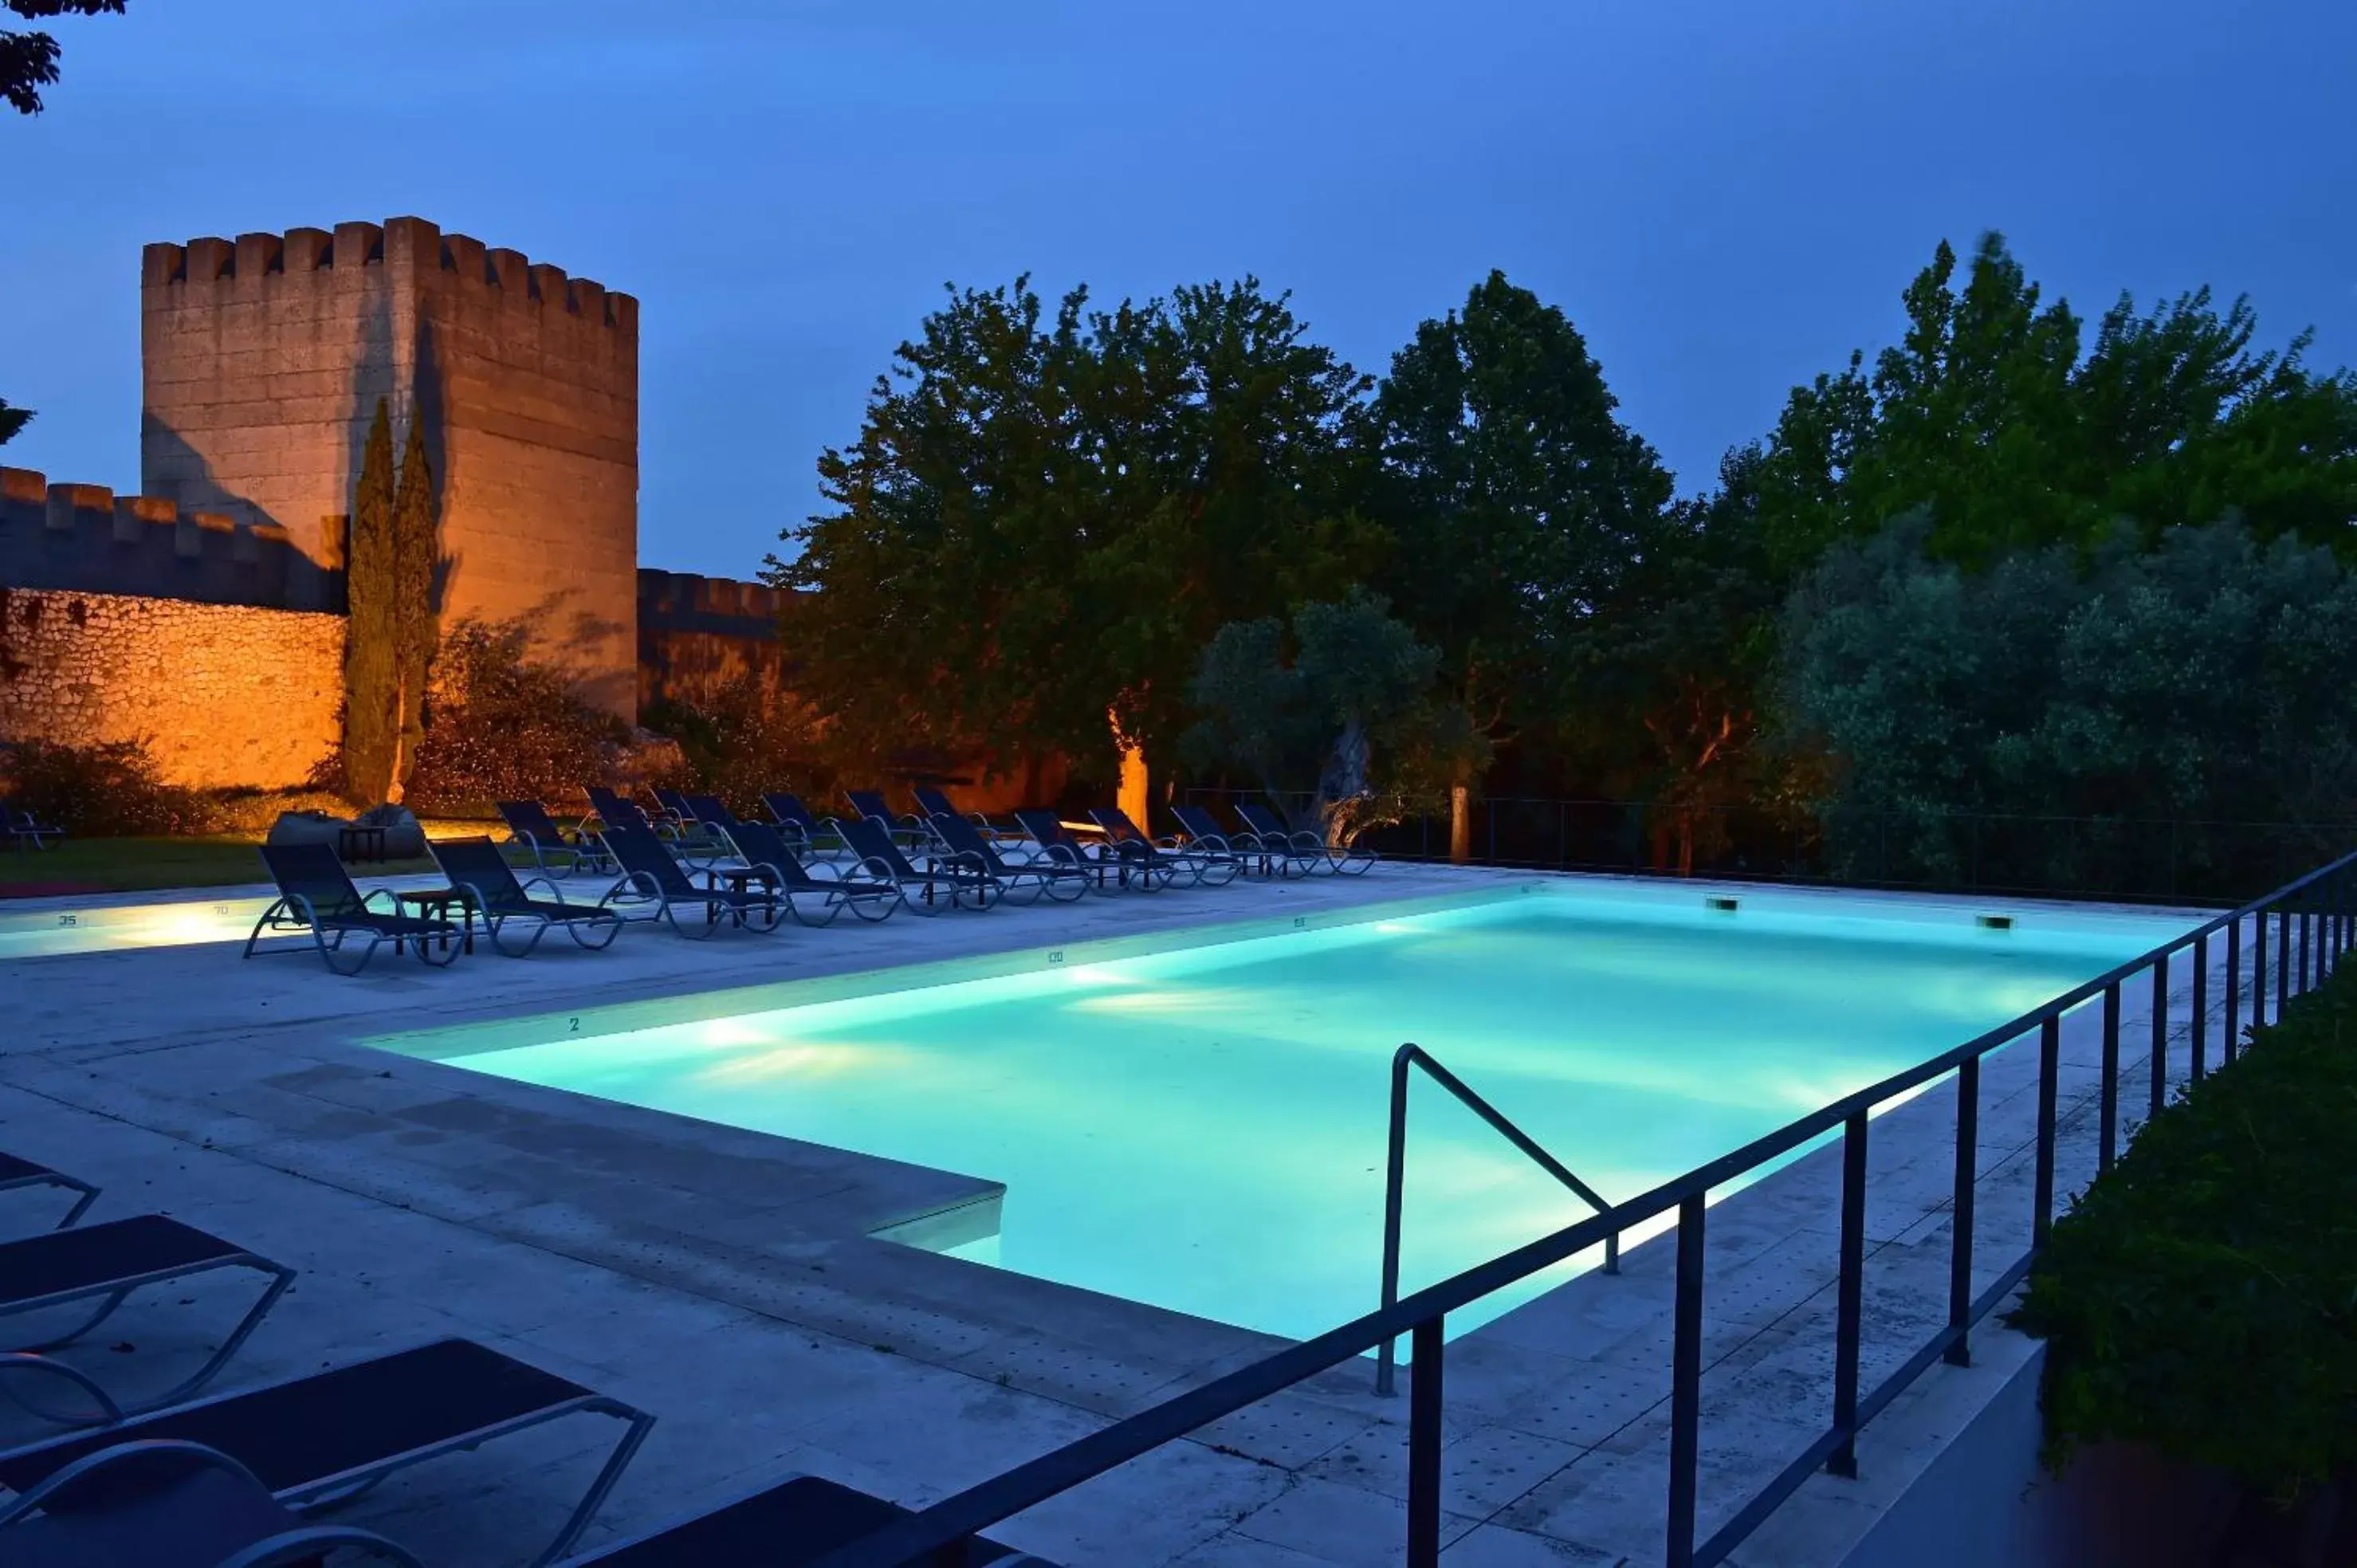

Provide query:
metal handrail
left=1373, top=1043, right=1619, bottom=1397
left=811, top=845, right=2357, bottom=1568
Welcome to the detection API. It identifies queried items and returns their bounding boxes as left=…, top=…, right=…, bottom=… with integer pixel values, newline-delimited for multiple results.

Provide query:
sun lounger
left=1234, top=802, right=1376, bottom=876
left=599, top=823, right=784, bottom=937
left=497, top=801, right=613, bottom=878
left=929, top=814, right=1090, bottom=904
left=0, top=1153, right=98, bottom=1231
left=565, top=1471, right=1055, bottom=1566
left=837, top=816, right=995, bottom=914
left=0, top=1456, right=1048, bottom=1568
left=1088, top=806, right=1239, bottom=889
left=1169, top=805, right=1277, bottom=878
left=585, top=787, right=723, bottom=869
left=0, top=1338, right=652, bottom=1566
left=1011, top=810, right=1145, bottom=891
left=0, top=800, right=64, bottom=853
left=721, top=820, right=898, bottom=925
left=0, top=1439, right=421, bottom=1568
left=428, top=838, right=624, bottom=956
left=244, top=843, right=466, bottom=974
left=0, top=1216, right=293, bottom=1420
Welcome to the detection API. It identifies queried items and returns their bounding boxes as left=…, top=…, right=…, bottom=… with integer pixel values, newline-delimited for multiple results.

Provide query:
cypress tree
left=340, top=399, right=399, bottom=805
left=388, top=419, right=438, bottom=800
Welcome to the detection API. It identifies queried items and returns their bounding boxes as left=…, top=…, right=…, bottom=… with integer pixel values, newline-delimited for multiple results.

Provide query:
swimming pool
left=0, top=895, right=270, bottom=960
left=391, top=881, right=2196, bottom=1342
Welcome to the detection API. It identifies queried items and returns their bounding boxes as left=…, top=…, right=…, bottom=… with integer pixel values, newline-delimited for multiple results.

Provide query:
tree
left=1774, top=514, right=2357, bottom=889
left=0, top=398, right=28, bottom=446
left=1184, top=591, right=1482, bottom=843
left=1368, top=271, right=1676, bottom=852
left=774, top=275, right=1375, bottom=805
left=3, top=0, right=124, bottom=116
left=1751, top=233, right=2357, bottom=575
left=1564, top=446, right=1791, bottom=874
left=389, top=419, right=438, bottom=800
left=340, top=401, right=399, bottom=806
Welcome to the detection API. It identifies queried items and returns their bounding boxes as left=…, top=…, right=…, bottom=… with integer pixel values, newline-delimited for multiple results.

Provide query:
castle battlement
left=143, top=217, right=638, bottom=333
left=636, top=568, right=787, bottom=630
left=0, top=465, right=335, bottom=611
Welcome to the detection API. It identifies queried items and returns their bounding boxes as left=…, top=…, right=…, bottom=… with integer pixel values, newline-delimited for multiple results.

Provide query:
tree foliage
left=772, top=275, right=1375, bottom=784
left=2012, top=959, right=2357, bottom=1497
left=404, top=617, right=629, bottom=813
left=391, top=418, right=438, bottom=792
left=340, top=401, right=399, bottom=806
left=1777, top=515, right=2357, bottom=882
left=1369, top=269, right=1676, bottom=767
left=3, top=0, right=124, bottom=116
left=0, top=397, right=29, bottom=446
left=1750, top=233, right=2357, bottom=574
left=1184, top=591, right=1482, bottom=841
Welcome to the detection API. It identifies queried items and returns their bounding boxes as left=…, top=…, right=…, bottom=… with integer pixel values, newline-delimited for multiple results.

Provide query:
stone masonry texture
left=141, top=216, right=640, bottom=717
left=0, top=587, right=344, bottom=790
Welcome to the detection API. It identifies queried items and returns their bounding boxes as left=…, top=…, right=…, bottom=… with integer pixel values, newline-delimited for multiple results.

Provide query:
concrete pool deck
left=0, top=864, right=2219, bottom=1564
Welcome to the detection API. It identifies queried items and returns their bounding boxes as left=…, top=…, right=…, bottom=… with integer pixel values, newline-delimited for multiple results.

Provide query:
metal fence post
left=2099, top=983, right=2121, bottom=1174
left=2229, top=916, right=2245, bottom=1059
left=1374, top=1045, right=1415, bottom=1397
left=2033, top=1016, right=2060, bottom=1247
left=2149, top=954, right=2168, bottom=1122
left=1946, top=1058, right=1978, bottom=1367
left=2277, top=903, right=2292, bottom=1016
left=2190, top=933, right=2208, bottom=1082
left=1407, top=1315, right=1445, bottom=1568
left=1829, top=1112, right=1867, bottom=1477
left=1667, top=1195, right=1707, bottom=1568
left=2252, top=911, right=2268, bottom=1035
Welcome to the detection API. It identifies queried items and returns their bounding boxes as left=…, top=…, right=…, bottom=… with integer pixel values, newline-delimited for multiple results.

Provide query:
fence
left=1180, top=788, right=2357, bottom=906
left=810, top=845, right=2357, bottom=1568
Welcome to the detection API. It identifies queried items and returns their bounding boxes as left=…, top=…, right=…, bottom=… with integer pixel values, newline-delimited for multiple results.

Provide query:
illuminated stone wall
left=636, top=568, right=789, bottom=710
left=140, top=216, right=639, bottom=717
left=0, top=587, right=344, bottom=789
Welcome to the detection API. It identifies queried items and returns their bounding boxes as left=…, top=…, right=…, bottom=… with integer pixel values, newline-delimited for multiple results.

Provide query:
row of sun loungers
left=244, top=789, right=1373, bottom=973
left=0, top=1149, right=1052, bottom=1565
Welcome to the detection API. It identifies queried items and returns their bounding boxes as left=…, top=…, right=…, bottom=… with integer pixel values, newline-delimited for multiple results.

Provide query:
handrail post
left=2099, top=983, right=2121, bottom=1174
left=2190, top=933, right=2208, bottom=1082
left=1666, top=1193, right=1707, bottom=1568
left=1829, top=1112, right=1867, bottom=1476
left=1407, top=1315, right=1445, bottom=1568
left=2253, top=910, right=2269, bottom=1033
left=2276, top=901, right=2291, bottom=1016
left=1946, top=1055, right=1978, bottom=1367
left=2149, top=953, right=2168, bottom=1122
left=1375, top=1044, right=1416, bottom=1397
left=2033, top=1016, right=2060, bottom=1248
left=2225, top=916, right=2242, bottom=1062
left=1379, top=1043, right=1624, bottom=1397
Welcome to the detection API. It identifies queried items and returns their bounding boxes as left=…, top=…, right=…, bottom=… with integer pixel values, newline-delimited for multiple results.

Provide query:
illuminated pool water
left=0, top=896, right=268, bottom=960
left=399, top=884, right=2195, bottom=1342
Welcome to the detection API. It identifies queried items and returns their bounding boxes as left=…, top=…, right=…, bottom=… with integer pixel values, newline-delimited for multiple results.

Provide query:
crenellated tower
left=139, top=215, right=640, bottom=716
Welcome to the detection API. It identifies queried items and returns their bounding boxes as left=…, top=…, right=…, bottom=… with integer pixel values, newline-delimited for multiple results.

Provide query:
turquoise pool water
left=0, top=896, right=268, bottom=960
left=414, top=884, right=2194, bottom=1342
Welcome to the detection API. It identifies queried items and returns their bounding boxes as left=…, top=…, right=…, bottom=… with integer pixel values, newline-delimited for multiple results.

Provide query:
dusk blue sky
left=6, top=0, right=2351, bottom=577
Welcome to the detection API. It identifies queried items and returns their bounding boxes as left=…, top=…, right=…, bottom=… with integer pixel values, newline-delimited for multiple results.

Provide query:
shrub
left=642, top=673, right=831, bottom=818
left=0, top=738, right=216, bottom=835
left=2010, top=947, right=2357, bottom=1496
left=403, top=618, right=631, bottom=813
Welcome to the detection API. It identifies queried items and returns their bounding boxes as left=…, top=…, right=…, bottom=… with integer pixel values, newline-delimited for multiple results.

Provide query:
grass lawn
left=0, top=837, right=438, bottom=895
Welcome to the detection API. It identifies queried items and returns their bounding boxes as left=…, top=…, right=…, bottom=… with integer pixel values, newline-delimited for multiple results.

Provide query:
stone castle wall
left=141, top=216, right=639, bottom=717
left=0, top=464, right=340, bottom=611
left=636, top=568, right=792, bottom=710
left=0, top=587, right=344, bottom=790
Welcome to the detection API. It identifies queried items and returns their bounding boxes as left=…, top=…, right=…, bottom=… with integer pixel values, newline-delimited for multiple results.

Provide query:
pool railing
left=806, top=844, right=2357, bottom=1568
